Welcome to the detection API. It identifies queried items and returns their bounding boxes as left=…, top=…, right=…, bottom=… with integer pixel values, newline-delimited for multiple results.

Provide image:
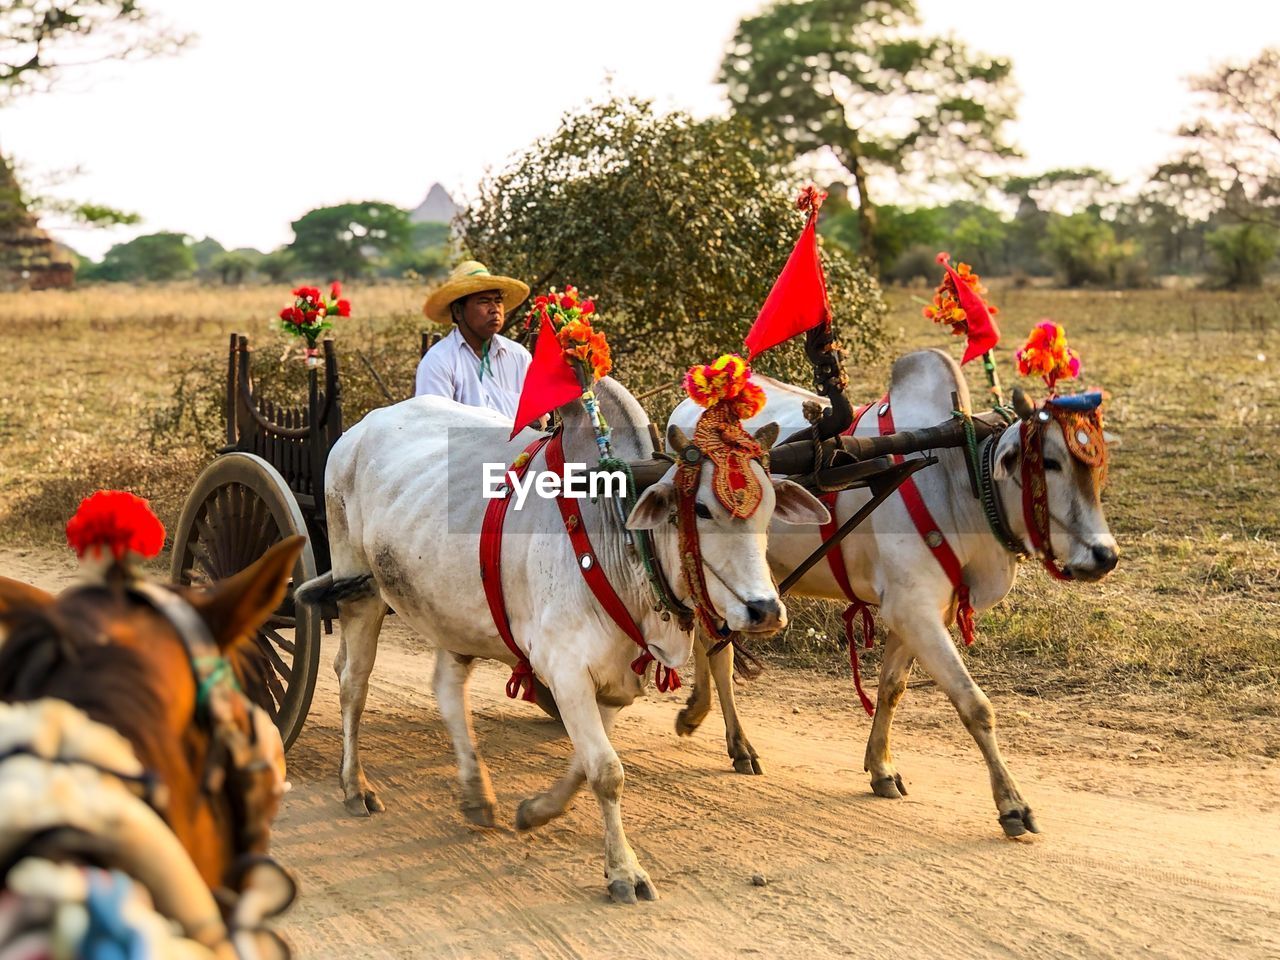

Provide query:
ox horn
left=667, top=424, right=690, bottom=454
left=753, top=421, right=780, bottom=451
left=1011, top=386, right=1035, bottom=421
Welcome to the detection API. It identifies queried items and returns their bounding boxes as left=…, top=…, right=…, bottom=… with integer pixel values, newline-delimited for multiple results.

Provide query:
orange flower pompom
left=683, top=354, right=766, bottom=420
left=1016, top=321, right=1081, bottom=392
left=923, top=256, right=999, bottom=336
left=557, top=315, right=612, bottom=381
left=65, top=490, right=166, bottom=561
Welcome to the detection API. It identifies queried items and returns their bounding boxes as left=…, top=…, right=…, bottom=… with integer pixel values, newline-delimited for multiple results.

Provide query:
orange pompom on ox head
left=681, top=354, right=769, bottom=519
left=683, top=354, right=766, bottom=421
left=1016, top=320, right=1081, bottom=393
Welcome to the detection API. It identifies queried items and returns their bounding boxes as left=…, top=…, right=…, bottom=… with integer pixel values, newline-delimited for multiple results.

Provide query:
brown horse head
left=0, top=536, right=303, bottom=892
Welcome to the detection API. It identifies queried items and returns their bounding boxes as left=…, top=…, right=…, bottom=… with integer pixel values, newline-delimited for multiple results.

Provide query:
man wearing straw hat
left=415, top=260, right=532, bottom=419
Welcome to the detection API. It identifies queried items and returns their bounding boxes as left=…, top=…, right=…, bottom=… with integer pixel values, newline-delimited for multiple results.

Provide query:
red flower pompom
left=336, top=299, right=351, bottom=317
left=65, top=490, right=165, bottom=561
left=330, top=281, right=342, bottom=299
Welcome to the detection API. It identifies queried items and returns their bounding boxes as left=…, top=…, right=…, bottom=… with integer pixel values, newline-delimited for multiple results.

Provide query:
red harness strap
left=877, top=397, right=977, bottom=648
left=819, top=402, right=877, bottom=716
left=819, top=397, right=978, bottom=716
left=544, top=436, right=680, bottom=692
left=479, top=433, right=554, bottom=702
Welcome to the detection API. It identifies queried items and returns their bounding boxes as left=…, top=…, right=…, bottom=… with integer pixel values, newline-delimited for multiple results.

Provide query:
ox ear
left=187, top=536, right=306, bottom=651
left=771, top=480, right=830, bottom=526
left=992, top=443, right=1020, bottom=480
left=1103, top=431, right=1120, bottom=447
left=625, top=482, right=675, bottom=531
left=0, top=577, right=55, bottom=621
left=753, top=421, right=780, bottom=450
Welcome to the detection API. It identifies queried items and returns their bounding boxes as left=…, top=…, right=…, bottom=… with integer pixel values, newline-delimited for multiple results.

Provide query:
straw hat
left=423, top=260, right=530, bottom=324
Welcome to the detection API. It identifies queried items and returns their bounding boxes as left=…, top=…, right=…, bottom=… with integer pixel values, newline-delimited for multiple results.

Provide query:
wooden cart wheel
left=170, top=452, right=321, bottom=751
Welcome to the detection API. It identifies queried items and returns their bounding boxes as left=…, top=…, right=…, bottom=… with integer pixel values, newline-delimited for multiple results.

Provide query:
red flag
left=510, top=313, right=583, bottom=438
left=938, top=254, right=1001, bottom=364
left=744, top=192, right=831, bottom=360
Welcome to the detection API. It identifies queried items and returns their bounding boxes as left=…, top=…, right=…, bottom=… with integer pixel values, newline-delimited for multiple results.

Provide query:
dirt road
left=4, top=547, right=1278, bottom=958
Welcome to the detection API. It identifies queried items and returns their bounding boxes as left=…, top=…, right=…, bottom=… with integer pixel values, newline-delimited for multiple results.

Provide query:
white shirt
left=414, top=327, right=532, bottom=419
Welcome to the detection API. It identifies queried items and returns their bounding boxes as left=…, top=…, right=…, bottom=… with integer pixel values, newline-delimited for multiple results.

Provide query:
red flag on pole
left=937, top=253, right=1000, bottom=364
left=510, top=313, right=583, bottom=439
left=744, top=187, right=832, bottom=360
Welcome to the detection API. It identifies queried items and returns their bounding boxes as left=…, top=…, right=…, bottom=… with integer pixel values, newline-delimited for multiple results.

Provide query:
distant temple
left=410, top=183, right=458, bottom=225
left=0, top=152, right=74, bottom=290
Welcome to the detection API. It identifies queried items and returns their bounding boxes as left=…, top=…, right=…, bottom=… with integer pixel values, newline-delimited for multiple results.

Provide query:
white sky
left=3, top=0, right=1276, bottom=259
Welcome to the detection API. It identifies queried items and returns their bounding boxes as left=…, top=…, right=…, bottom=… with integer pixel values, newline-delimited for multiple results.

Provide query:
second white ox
left=299, top=377, right=828, bottom=902
left=669, top=349, right=1119, bottom=837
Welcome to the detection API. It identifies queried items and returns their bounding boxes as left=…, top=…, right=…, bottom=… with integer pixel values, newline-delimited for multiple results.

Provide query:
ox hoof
left=675, top=707, right=708, bottom=738
left=514, top=798, right=543, bottom=832
left=462, top=800, right=496, bottom=828
left=514, top=798, right=535, bottom=829
left=998, top=807, right=1040, bottom=838
left=871, top=773, right=908, bottom=799
left=607, top=876, right=659, bottom=905
left=344, top=790, right=385, bottom=817
left=732, top=754, right=763, bottom=776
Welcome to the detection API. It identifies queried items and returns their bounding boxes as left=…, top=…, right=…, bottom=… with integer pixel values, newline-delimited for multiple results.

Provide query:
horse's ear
left=0, top=577, right=55, bottom=621
left=187, top=536, right=306, bottom=651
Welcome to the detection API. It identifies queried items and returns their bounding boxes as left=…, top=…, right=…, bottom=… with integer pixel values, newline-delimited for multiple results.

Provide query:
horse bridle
left=127, top=580, right=288, bottom=861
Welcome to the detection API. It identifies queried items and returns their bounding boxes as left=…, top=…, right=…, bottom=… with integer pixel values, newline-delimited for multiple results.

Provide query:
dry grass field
left=1, top=281, right=1276, bottom=752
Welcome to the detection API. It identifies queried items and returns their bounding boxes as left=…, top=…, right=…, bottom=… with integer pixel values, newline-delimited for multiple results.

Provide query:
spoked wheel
left=171, top=452, right=321, bottom=750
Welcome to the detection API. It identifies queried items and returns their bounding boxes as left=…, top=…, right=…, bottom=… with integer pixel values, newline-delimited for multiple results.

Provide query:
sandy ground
left=4, top=546, right=1278, bottom=959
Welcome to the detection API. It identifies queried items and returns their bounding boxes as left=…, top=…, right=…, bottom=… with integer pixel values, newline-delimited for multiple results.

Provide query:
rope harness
left=480, top=429, right=684, bottom=701
left=1019, top=399, right=1109, bottom=581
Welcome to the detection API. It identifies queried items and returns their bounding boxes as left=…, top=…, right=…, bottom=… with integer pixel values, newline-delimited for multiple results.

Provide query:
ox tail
left=295, top=572, right=376, bottom=606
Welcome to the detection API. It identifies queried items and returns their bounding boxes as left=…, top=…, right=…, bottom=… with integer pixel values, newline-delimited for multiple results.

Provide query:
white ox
left=298, top=378, right=829, bottom=902
left=669, top=349, right=1119, bottom=837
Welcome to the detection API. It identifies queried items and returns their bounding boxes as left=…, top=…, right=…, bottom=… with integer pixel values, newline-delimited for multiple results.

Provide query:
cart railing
left=223, top=334, right=344, bottom=573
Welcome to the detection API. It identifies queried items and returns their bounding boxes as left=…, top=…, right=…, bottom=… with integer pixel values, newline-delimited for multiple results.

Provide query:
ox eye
left=695, top=502, right=713, bottom=520
left=1044, top=458, right=1063, bottom=472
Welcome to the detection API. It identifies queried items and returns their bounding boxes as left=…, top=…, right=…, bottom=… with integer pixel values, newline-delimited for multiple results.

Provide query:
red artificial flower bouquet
left=279, top=282, right=351, bottom=365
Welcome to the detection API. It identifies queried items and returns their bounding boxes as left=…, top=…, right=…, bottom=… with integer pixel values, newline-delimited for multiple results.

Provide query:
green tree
left=944, top=203, right=1009, bottom=273
left=1170, top=47, right=1280, bottom=227
left=0, top=0, right=188, bottom=102
left=1205, top=223, right=1277, bottom=287
left=719, top=0, right=1017, bottom=270
left=211, top=250, right=253, bottom=285
left=0, top=1, right=186, bottom=283
left=1002, top=168, right=1119, bottom=217
left=189, top=236, right=224, bottom=274
left=95, top=231, right=195, bottom=281
left=459, top=97, right=885, bottom=392
left=257, top=248, right=295, bottom=283
left=287, top=202, right=411, bottom=278
left=1041, top=213, right=1147, bottom=288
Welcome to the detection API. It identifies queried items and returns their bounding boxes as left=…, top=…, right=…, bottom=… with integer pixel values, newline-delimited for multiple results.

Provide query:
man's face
left=456, top=289, right=505, bottom=342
